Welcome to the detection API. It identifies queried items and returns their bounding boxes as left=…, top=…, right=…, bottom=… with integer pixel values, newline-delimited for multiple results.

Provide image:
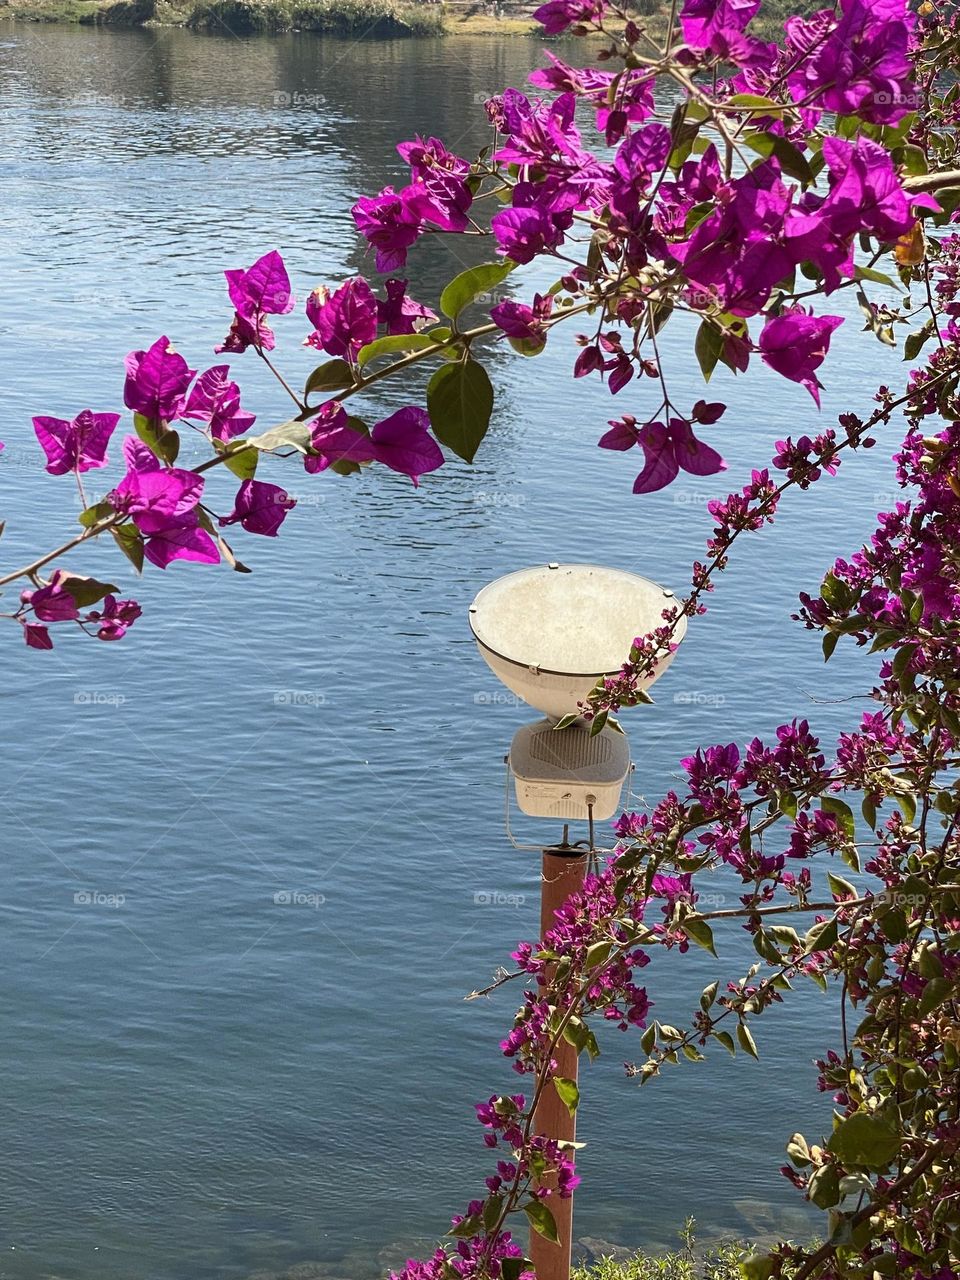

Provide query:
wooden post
left=530, top=848, right=588, bottom=1280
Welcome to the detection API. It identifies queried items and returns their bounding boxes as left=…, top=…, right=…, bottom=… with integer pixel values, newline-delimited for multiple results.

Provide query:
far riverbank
left=0, top=0, right=545, bottom=37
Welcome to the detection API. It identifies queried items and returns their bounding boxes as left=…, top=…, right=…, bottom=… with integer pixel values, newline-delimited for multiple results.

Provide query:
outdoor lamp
left=468, top=561, right=687, bottom=1280
left=469, top=562, right=687, bottom=822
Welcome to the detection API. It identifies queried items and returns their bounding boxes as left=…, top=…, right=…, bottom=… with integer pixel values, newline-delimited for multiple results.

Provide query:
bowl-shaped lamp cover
left=469, top=563, right=686, bottom=721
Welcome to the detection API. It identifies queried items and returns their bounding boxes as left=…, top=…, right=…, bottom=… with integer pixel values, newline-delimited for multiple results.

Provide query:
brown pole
left=530, top=848, right=588, bottom=1280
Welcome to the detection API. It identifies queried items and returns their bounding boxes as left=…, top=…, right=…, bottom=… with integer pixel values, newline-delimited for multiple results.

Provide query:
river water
left=0, top=20, right=912, bottom=1280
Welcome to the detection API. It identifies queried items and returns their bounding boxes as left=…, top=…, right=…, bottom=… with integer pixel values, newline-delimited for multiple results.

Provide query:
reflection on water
left=0, top=20, right=902, bottom=1280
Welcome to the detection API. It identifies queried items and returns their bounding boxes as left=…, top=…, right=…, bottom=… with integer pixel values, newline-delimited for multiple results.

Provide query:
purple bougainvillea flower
left=679, top=0, right=760, bottom=48
left=397, top=135, right=470, bottom=179
left=490, top=293, right=553, bottom=352
left=608, top=123, right=672, bottom=221
left=306, top=403, right=443, bottom=486
left=529, top=54, right=654, bottom=142
left=136, top=511, right=220, bottom=569
left=377, top=278, right=437, bottom=335
left=108, top=452, right=216, bottom=566
left=215, top=310, right=277, bottom=355
left=786, top=0, right=916, bottom=125
left=20, top=573, right=80, bottom=622
left=305, top=277, right=379, bottom=362
left=184, top=366, right=256, bottom=441
left=219, top=479, right=296, bottom=537
left=368, top=407, right=444, bottom=486
left=123, top=337, right=196, bottom=422
left=494, top=90, right=586, bottom=171
left=32, top=409, right=120, bottom=475
left=225, top=250, right=295, bottom=319
left=86, top=594, right=142, bottom=641
left=110, top=459, right=204, bottom=521
left=630, top=418, right=727, bottom=494
left=23, top=622, right=53, bottom=649
left=122, top=436, right=161, bottom=474
left=759, top=308, right=844, bottom=406
left=816, top=136, right=938, bottom=243
left=492, top=185, right=574, bottom=264
left=532, top=0, right=605, bottom=35
left=304, top=402, right=368, bottom=475
left=598, top=414, right=642, bottom=451
left=352, top=186, right=423, bottom=273
left=669, top=160, right=795, bottom=314
left=404, top=170, right=473, bottom=233
left=491, top=206, right=557, bottom=264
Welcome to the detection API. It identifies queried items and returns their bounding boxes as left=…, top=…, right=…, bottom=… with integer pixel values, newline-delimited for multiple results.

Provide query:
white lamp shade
left=468, top=563, right=686, bottom=721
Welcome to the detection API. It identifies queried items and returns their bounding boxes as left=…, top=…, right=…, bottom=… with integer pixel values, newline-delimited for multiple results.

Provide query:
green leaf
left=110, top=523, right=144, bottom=573
left=448, top=1213, right=484, bottom=1240
left=903, top=322, right=934, bottom=363
left=426, top=361, right=494, bottom=464
left=894, top=143, right=927, bottom=176
left=700, top=980, right=719, bottom=1011
left=134, top=412, right=179, bottom=465
left=78, top=500, right=115, bottom=529
left=562, top=1018, right=600, bottom=1061
left=440, top=262, right=515, bottom=322
left=737, top=1023, right=759, bottom=1059
left=919, top=975, right=953, bottom=1016
left=247, top=420, right=314, bottom=455
left=932, top=186, right=960, bottom=226
left=786, top=1133, right=811, bottom=1167
left=682, top=915, right=718, bottom=957
left=58, top=573, right=119, bottom=607
left=821, top=795, right=856, bottom=841
left=553, top=713, right=580, bottom=731
left=304, top=358, right=355, bottom=398
left=808, top=1162, right=842, bottom=1209
left=821, top=571, right=850, bottom=609
left=553, top=1076, right=580, bottom=1117
left=508, top=334, right=547, bottom=358
left=744, top=132, right=813, bottom=184
left=727, top=92, right=784, bottom=116
left=483, top=1194, right=503, bottom=1232
left=524, top=1200, right=560, bottom=1245
left=216, top=441, right=258, bottom=481
left=827, top=1112, right=900, bottom=1170
left=589, top=709, right=609, bottom=737
left=585, top=941, right=613, bottom=970
left=805, top=916, right=839, bottom=953
left=357, top=333, right=439, bottom=367
left=640, top=1023, right=657, bottom=1055
left=895, top=790, right=917, bottom=824
left=822, top=632, right=840, bottom=662
left=740, top=1254, right=775, bottom=1280
left=854, top=265, right=899, bottom=289
left=714, top=1029, right=736, bottom=1056
left=827, top=871, right=857, bottom=900
left=695, top=320, right=722, bottom=382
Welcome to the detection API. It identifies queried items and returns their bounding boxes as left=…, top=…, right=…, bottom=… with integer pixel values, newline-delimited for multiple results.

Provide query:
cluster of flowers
left=389, top=94, right=960, bottom=1277
left=344, top=0, right=939, bottom=501
left=13, top=252, right=448, bottom=648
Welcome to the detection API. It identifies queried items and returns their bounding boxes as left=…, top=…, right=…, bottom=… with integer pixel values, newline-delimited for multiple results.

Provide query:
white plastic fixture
left=508, top=717, right=632, bottom=821
left=468, top=562, right=686, bottom=722
left=469, top=563, right=687, bottom=824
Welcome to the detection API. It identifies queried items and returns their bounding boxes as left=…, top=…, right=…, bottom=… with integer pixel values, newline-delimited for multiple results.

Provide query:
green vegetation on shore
left=0, top=0, right=449, bottom=36
left=0, top=0, right=822, bottom=48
